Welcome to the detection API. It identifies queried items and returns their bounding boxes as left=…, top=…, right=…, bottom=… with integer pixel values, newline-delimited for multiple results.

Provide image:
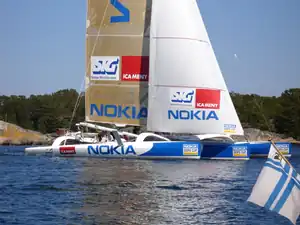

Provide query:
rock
left=231, top=128, right=298, bottom=143
left=0, top=120, right=51, bottom=145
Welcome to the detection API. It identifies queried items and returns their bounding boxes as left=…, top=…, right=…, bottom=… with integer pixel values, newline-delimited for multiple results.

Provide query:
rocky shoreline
left=0, top=137, right=52, bottom=146
left=0, top=121, right=53, bottom=146
left=231, top=128, right=299, bottom=144
left=0, top=121, right=299, bottom=146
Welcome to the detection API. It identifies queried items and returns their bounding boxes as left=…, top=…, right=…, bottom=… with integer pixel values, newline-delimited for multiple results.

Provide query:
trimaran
left=25, top=0, right=292, bottom=159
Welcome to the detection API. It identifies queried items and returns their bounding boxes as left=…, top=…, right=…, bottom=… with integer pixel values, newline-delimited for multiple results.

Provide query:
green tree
left=274, top=88, right=300, bottom=139
left=0, top=88, right=299, bottom=139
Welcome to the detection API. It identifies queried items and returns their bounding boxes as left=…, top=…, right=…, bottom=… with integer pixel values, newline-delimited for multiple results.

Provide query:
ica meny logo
left=91, top=56, right=120, bottom=81
left=170, top=90, right=195, bottom=106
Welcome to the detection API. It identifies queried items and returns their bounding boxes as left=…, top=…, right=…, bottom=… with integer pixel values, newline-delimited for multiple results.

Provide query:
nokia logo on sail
left=90, top=104, right=147, bottom=119
left=170, top=90, right=194, bottom=106
left=168, top=110, right=219, bottom=120
left=91, top=56, right=120, bottom=81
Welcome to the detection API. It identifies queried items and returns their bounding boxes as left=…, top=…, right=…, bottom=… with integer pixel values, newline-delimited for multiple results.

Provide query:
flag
left=247, top=142, right=300, bottom=224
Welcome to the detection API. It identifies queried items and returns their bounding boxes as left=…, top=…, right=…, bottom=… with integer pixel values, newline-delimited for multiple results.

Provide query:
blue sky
left=0, top=0, right=299, bottom=97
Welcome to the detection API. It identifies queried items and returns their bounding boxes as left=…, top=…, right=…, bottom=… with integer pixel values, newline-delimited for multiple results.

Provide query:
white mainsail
left=147, top=0, right=243, bottom=135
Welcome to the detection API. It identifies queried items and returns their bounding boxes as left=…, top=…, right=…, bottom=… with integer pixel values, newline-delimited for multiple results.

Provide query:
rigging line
left=86, top=0, right=110, bottom=79
left=68, top=0, right=110, bottom=130
left=253, top=96, right=272, bottom=133
left=68, top=79, right=85, bottom=130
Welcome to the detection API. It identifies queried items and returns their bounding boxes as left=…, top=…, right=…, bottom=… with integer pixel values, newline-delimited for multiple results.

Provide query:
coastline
left=0, top=137, right=51, bottom=146
left=0, top=120, right=299, bottom=146
left=0, top=121, right=52, bottom=146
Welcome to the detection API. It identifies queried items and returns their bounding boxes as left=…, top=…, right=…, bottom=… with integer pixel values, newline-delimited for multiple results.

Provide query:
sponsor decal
left=232, top=146, right=247, bottom=157
left=91, top=56, right=120, bottom=81
left=88, top=145, right=136, bottom=155
left=168, top=88, right=220, bottom=121
left=110, top=0, right=130, bottom=23
left=60, top=146, right=76, bottom=155
left=195, top=89, right=220, bottom=109
left=170, top=88, right=195, bottom=106
left=168, top=110, right=219, bottom=120
left=275, top=143, right=289, bottom=155
left=90, top=104, right=147, bottom=119
left=183, top=144, right=199, bottom=156
left=121, top=56, right=149, bottom=81
left=224, top=124, right=237, bottom=133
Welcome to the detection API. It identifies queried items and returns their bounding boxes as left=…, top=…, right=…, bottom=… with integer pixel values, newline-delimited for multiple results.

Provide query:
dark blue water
left=0, top=145, right=299, bottom=225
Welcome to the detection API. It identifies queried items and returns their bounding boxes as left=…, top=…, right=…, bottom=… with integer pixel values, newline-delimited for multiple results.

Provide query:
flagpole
left=269, top=139, right=293, bottom=168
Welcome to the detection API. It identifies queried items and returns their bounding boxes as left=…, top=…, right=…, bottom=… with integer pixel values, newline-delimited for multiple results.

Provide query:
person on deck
left=99, top=131, right=113, bottom=143
left=133, top=127, right=140, bottom=134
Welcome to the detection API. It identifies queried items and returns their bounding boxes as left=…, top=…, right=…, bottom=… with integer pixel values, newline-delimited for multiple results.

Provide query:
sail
left=85, top=0, right=151, bottom=126
left=147, top=0, right=244, bottom=135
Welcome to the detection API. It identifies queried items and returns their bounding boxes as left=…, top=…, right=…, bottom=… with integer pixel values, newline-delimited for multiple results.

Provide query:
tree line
left=0, top=88, right=299, bottom=139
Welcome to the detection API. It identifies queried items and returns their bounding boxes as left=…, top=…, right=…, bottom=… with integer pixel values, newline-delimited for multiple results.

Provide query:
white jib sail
left=147, top=0, right=244, bottom=135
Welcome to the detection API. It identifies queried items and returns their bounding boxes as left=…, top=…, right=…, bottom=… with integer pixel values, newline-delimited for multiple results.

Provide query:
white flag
left=247, top=143, right=300, bottom=224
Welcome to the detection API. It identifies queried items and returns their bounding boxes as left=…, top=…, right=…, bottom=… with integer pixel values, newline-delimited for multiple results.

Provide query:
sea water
left=0, top=145, right=299, bottom=225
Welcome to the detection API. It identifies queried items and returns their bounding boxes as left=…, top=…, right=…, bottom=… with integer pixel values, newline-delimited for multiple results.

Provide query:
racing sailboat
left=25, top=0, right=204, bottom=159
left=25, top=0, right=289, bottom=159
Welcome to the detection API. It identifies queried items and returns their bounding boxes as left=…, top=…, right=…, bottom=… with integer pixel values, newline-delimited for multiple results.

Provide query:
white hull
left=25, top=141, right=202, bottom=160
left=24, top=123, right=252, bottom=160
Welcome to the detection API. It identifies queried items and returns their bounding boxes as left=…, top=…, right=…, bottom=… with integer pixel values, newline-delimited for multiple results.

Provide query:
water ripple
left=0, top=146, right=299, bottom=225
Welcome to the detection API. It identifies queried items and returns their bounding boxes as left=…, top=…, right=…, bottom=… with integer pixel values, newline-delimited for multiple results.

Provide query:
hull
left=247, top=141, right=291, bottom=158
left=25, top=141, right=251, bottom=160
left=201, top=142, right=250, bottom=160
left=25, top=141, right=202, bottom=160
left=25, top=145, right=54, bottom=155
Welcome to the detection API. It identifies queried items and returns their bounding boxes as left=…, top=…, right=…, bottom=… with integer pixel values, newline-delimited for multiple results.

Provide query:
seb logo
left=91, top=56, right=120, bottom=81
left=170, top=89, right=194, bottom=106
left=195, top=89, right=220, bottom=109
left=121, top=56, right=149, bottom=82
left=110, top=0, right=130, bottom=23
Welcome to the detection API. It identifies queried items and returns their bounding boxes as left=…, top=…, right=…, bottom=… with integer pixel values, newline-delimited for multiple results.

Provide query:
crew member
left=99, top=131, right=113, bottom=143
left=133, top=126, right=140, bottom=134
